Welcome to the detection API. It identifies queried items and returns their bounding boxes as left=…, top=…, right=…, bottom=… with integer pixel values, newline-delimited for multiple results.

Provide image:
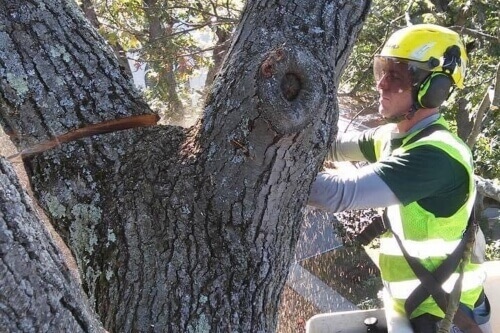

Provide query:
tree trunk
left=0, top=157, right=105, bottom=332
left=465, top=63, right=500, bottom=148
left=205, top=26, right=231, bottom=88
left=143, top=0, right=184, bottom=122
left=476, top=176, right=500, bottom=204
left=0, top=0, right=371, bottom=332
left=80, top=0, right=133, bottom=79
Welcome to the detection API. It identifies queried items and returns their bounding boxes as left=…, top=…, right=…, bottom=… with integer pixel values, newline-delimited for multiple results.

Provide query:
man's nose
left=376, top=73, right=390, bottom=90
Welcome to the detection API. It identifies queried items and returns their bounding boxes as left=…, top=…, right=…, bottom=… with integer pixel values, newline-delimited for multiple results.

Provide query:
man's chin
left=378, top=108, right=391, bottom=118
left=379, top=109, right=406, bottom=123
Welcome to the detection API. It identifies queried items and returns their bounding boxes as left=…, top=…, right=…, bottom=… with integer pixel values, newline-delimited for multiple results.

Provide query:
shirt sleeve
left=308, top=165, right=401, bottom=212
left=308, top=145, right=470, bottom=217
left=327, top=127, right=379, bottom=162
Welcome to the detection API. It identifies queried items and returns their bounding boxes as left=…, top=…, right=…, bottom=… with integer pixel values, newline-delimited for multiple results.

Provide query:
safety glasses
left=373, top=56, right=430, bottom=93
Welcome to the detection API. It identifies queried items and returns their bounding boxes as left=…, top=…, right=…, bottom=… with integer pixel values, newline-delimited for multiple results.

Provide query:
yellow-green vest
left=374, top=117, right=485, bottom=319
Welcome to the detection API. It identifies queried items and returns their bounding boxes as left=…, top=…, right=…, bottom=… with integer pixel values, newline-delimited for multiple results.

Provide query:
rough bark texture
left=0, top=157, right=105, bottom=332
left=80, top=0, right=133, bottom=79
left=0, top=0, right=371, bottom=332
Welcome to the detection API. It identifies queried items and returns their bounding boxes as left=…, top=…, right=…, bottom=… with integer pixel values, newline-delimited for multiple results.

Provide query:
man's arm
left=327, top=127, right=380, bottom=162
left=309, top=146, right=469, bottom=217
left=308, top=165, right=401, bottom=212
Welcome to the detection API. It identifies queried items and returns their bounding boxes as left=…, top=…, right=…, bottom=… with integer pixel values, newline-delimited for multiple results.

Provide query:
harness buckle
left=356, top=215, right=388, bottom=246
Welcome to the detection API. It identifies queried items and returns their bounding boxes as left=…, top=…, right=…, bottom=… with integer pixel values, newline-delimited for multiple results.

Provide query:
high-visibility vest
left=375, top=117, right=485, bottom=319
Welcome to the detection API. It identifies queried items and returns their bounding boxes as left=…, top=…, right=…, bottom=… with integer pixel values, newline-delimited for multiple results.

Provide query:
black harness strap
left=403, top=225, right=470, bottom=317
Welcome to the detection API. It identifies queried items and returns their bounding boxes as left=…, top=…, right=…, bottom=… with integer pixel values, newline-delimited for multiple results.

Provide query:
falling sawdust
left=277, top=285, right=320, bottom=333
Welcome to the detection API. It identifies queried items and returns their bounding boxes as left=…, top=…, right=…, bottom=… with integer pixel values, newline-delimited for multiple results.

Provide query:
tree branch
left=466, top=87, right=491, bottom=148
left=466, top=63, right=500, bottom=148
left=448, top=26, right=500, bottom=43
left=489, top=62, right=500, bottom=110
left=476, top=175, right=500, bottom=204
left=0, top=157, right=105, bottom=332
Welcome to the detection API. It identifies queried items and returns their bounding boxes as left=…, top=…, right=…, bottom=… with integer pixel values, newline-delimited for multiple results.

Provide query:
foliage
left=339, top=0, right=408, bottom=97
left=341, top=0, right=500, bottom=179
left=474, top=119, right=500, bottom=179
left=89, top=0, right=243, bottom=122
left=485, top=240, right=500, bottom=260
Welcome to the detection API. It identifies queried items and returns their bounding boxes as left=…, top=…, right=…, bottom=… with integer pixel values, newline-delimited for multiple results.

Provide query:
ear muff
left=416, top=72, right=453, bottom=108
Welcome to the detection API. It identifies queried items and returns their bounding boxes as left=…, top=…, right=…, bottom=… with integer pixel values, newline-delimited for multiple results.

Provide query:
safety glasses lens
left=373, top=57, right=416, bottom=93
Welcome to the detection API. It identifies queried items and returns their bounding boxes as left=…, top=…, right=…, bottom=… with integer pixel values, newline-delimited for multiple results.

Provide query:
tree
left=0, top=0, right=371, bottom=331
left=84, top=0, right=243, bottom=123
left=0, top=157, right=105, bottom=332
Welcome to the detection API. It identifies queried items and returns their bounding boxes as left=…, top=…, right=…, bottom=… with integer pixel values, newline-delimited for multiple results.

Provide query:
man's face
left=373, top=57, right=414, bottom=118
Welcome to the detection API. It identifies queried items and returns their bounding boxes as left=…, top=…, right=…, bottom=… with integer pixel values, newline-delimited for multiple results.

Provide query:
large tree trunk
left=0, top=0, right=371, bottom=331
left=0, top=157, right=105, bottom=332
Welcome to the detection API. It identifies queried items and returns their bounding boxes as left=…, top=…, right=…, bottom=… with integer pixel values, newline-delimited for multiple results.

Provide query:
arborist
left=308, top=24, right=491, bottom=332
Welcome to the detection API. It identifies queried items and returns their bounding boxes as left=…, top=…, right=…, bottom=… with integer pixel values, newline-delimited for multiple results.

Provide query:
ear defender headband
left=415, top=45, right=461, bottom=109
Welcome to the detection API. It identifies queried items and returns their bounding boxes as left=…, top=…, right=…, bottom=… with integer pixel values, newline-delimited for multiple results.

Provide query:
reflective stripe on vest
left=380, top=236, right=462, bottom=258
left=383, top=267, right=486, bottom=300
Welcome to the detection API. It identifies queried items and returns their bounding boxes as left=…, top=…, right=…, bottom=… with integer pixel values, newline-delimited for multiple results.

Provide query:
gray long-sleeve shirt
left=308, top=164, right=400, bottom=212
left=308, top=114, right=470, bottom=217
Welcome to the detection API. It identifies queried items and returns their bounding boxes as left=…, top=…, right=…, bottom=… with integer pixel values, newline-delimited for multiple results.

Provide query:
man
left=308, top=24, right=491, bottom=332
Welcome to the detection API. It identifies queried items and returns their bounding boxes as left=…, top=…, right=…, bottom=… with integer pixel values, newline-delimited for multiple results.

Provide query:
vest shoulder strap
left=404, top=123, right=448, bottom=147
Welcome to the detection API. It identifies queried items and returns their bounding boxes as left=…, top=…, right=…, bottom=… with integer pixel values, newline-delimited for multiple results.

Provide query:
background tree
left=0, top=0, right=371, bottom=331
left=87, top=0, right=499, bottom=182
left=87, top=0, right=499, bottom=184
left=81, top=0, right=243, bottom=123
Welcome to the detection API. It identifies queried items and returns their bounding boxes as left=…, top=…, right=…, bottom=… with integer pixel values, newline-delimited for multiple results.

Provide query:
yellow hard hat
left=379, top=24, right=467, bottom=88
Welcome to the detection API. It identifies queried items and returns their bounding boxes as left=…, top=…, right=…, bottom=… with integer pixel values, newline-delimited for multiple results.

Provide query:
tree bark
left=80, top=0, right=133, bottom=79
left=0, top=0, right=371, bottom=332
left=0, top=157, right=105, bottom=332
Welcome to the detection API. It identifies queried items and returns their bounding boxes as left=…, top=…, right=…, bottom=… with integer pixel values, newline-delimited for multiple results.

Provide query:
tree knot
left=256, top=47, right=325, bottom=134
left=260, top=48, right=285, bottom=78
left=281, top=73, right=302, bottom=101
